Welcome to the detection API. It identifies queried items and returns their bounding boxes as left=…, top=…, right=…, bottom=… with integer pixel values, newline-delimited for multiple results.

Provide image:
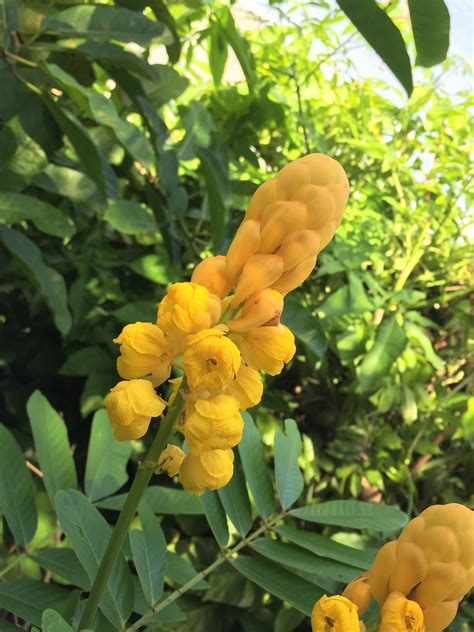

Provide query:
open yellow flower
left=380, top=592, right=424, bottom=632
left=231, top=324, right=296, bottom=375
left=311, top=595, right=360, bottom=632
left=157, top=282, right=221, bottom=341
left=157, top=444, right=185, bottom=477
left=183, top=394, right=243, bottom=454
left=226, top=364, right=263, bottom=410
left=106, top=379, right=166, bottom=440
left=179, top=449, right=234, bottom=495
left=114, top=322, right=174, bottom=386
left=182, top=328, right=241, bottom=391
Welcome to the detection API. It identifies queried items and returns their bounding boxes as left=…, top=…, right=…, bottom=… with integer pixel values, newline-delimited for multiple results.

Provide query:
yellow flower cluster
left=106, top=153, right=349, bottom=495
left=311, top=595, right=365, bottom=632
left=318, top=503, right=474, bottom=632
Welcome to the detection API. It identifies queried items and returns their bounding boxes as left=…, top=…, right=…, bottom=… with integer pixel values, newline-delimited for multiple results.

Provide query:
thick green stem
left=78, top=393, right=186, bottom=631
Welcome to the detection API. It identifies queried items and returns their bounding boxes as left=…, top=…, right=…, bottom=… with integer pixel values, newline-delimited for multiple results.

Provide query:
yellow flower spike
left=411, top=561, right=466, bottom=609
left=271, top=253, right=317, bottom=296
left=388, top=542, right=428, bottom=596
left=368, top=540, right=398, bottom=605
left=275, top=228, right=320, bottom=271
left=422, top=599, right=459, bottom=632
left=226, top=364, right=263, bottom=410
left=379, top=592, right=424, bottom=632
left=311, top=594, right=360, bottom=632
left=179, top=449, right=234, bottom=495
left=157, top=444, right=185, bottom=477
left=114, top=322, right=174, bottom=386
left=232, top=324, right=295, bottom=375
left=342, top=573, right=371, bottom=616
left=258, top=201, right=308, bottom=254
left=183, top=394, right=243, bottom=454
left=191, top=255, right=232, bottom=299
left=157, top=282, right=220, bottom=341
left=295, top=185, right=336, bottom=231
left=106, top=379, right=166, bottom=441
left=182, top=328, right=241, bottom=391
left=227, top=288, right=284, bottom=331
left=225, top=219, right=261, bottom=284
left=246, top=180, right=278, bottom=221
left=231, top=254, right=284, bottom=308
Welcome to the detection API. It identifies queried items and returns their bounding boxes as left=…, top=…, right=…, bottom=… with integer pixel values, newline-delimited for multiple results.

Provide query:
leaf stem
left=126, top=510, right=286, bottom=631
left=78, top=392, right=186, bottom=631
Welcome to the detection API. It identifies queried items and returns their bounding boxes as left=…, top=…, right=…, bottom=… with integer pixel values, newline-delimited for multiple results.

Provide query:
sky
left=237, top=0, right=473, bottom=99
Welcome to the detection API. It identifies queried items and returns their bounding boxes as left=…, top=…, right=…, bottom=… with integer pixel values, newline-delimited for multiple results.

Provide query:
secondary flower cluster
left=106, top=153, right=349, bottom=495
left=311, top=503, right=474, bottom=632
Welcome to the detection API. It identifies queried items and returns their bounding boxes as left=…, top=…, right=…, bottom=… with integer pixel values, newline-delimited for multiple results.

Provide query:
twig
left=126, top=510, right=287, bottom=631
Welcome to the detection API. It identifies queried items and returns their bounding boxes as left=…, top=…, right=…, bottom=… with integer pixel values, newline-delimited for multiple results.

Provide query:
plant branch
left=126, top=510, right=287, bottom=631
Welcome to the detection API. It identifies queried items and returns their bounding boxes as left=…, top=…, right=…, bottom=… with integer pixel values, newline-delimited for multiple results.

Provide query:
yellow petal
left=231, top=254, right=284, bottom=308
left=271, top=254, right=317, bottom=296
left=226, top=364, right=263, bottom=410
left=311, top=594, right=360, bottom=632
left=226, top=219, right=261, bottom=285
left=228, top=288, right=284, bottom=331
left=179, top=449, right=234, bottom=495
left=191, top=255, right=232, bottom=299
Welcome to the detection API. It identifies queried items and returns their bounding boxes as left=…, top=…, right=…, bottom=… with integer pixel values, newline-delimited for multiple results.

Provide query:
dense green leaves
left=27, top=390, right=78, bottom=502
left=0, top=580, right=70, bottom=627
left=408, top=0, right=450, bottom=66
left=105, top=200, right=158, bottom=235
left=96, top=485, right=203, bottom=514
left=130, top=502, right=167, bottom=607
left=218, top=457, right=253, bottom=535
left=0, top=425, right=37, bottom=546
left=290, top=500, right=408, bottom=531
left=357, top=317, right=407, bottom=392
left=42, top=5, right=169, bottom=45
left=0, top=227, right=72, bottom=334
left=200, top=490, right=229, bottom=547
left=31, top=548, right=91, bottom=590
left=232, top=556, right=320, bottom=616
left=274, top=419, right=304, bottom=509
left=336, top=0, right=413, bottom=95
left=239, top=412, right=275, bottom=519
left=85, top=409, right=132, bottom=502
left=55, top=489, right=134, bottom=627
left=0, top=192, right=75, bottom=239
left=275, top=526, right=373, bottom=569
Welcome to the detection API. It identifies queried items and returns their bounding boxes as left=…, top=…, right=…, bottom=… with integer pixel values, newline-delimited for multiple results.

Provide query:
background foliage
left=0, top=0, right=472, bottom=630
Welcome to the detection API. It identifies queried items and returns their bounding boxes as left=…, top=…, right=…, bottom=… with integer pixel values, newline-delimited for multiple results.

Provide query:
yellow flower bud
left=231, top=324, right=295, bottom=375
left=369, top=540, right=398, bottom=605
left=226, top=219, right=261, bottom=285
left=226, top=364, right=263, bottom=409
left=227, top=288, right=284, bottom=331
left=191, top=255, right=232, bottom=299
left=271, top=254, right=317, bottom=296
left=182, top=328, right=241, bottom=391
left=379, top=592, right=424, bottom=632
left=231, top=254, right=284, bottom=308
left=106, top=379, right=166, bottom=441
left=157, top=444, right=185, bottom=477
left=179, top=449, right=234, bottom=495
left=183, top=394, right=243, bottom=454
left=246, top=180, right=277, bottom=221
left=258, top=201, right=307, bottom=254
left=411, top=561, right=466, bottom=609
left=157, top=282, right=221, bottom=341
left=342, top=573, right=371, bottom=616
left=275, top=228, right=320, bottom=271
left=311, top=594, right=360, bottom=632
left=114, top=322, right=174, bottom=386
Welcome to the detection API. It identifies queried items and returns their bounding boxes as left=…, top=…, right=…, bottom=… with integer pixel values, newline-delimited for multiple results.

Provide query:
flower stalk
left=78, top=391, right=186, bottom=630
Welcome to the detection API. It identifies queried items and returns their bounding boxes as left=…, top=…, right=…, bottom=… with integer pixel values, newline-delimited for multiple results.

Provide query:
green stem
left=126, top=511, right=286, bottom=631
left=78, top=392, right=186, bottom=631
